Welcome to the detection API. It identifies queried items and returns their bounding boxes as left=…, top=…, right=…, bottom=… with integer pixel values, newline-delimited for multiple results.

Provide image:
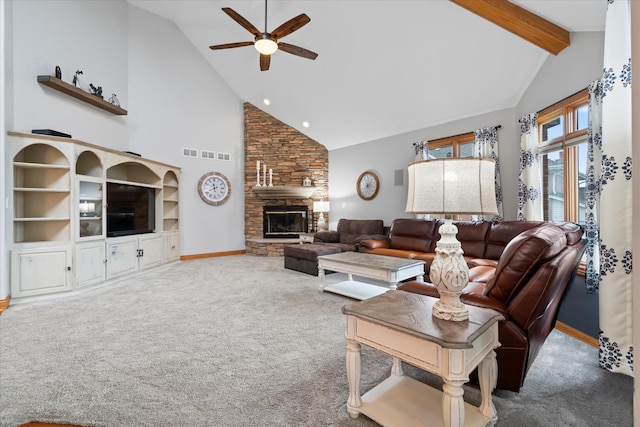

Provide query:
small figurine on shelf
left=55, top=65, right=62, bottom=80
left=89, top=83, right=103, bottom=99
left=303, top=177, right=312, bottom=187
left=72, top=70, right=83, bottom=88
left=108, top=93, right=120, bottom=107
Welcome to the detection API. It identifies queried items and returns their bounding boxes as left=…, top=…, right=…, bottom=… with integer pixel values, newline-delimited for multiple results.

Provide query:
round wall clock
left=356, top=171, right=380, bottom=200
left=198, top=172, right=231, bottom=206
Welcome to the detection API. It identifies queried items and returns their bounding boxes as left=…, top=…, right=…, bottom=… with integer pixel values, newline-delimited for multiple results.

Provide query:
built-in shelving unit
left=163, top=171, right=179, bottom=232
left=37, top=75, right=128, bottom=115
left=13, top=143, right=71, bottom=243
left=7, top=131, right=180, bottom=300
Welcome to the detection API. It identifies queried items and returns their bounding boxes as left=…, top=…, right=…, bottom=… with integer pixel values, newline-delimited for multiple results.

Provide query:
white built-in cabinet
left=106, top=233, right=164, bottom=279
left=7, top=132, right=181, bottom=301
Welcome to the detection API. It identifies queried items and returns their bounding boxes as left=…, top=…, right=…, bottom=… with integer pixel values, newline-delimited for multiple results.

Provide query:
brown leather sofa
left=313, top=218, right=386, bottom=252
left=360, top=218, right=587, bottom=392
left=284, top=219, right=386, bottom=276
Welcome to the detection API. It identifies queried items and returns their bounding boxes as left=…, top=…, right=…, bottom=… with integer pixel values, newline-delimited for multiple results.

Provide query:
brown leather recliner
left=396, top=221, right=587, bottom=392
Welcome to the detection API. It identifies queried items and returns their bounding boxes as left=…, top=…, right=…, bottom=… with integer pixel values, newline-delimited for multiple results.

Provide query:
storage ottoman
left=284, top=244, right=341, bottom=276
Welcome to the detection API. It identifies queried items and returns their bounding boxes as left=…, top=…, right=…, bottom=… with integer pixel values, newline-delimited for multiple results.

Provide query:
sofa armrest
left=359, top=239, right=390, bottom=250
left=314, top=230, right=339, bottom=243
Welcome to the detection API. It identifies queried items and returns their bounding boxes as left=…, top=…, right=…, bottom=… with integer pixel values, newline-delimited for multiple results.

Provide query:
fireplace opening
left=263, top=205, right=309, bottom=238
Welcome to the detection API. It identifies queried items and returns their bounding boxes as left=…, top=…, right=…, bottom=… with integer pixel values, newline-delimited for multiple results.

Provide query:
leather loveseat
left=360, top=218, right=587, bottom=392
left=313, top=218, right=386, bottom=252
left=284, top=219, right=385, bottom=276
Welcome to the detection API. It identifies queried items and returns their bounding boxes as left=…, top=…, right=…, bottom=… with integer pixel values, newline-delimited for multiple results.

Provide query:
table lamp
left=313, top=200, right=330, bottom=231
left=406, top=158, right=497, bottom=321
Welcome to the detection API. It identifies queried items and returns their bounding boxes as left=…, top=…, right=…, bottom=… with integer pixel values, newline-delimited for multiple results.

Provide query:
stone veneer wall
left=244, top=103, right=329, bottom=256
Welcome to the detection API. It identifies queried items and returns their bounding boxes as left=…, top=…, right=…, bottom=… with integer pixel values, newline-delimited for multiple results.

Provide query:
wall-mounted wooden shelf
left=37, top=75, right=128, bottom=115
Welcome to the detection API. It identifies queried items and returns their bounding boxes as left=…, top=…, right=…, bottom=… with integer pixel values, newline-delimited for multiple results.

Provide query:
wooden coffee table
left=317, top=252, right=425, bottom=300
left=342, top=290, right=503, bottom=427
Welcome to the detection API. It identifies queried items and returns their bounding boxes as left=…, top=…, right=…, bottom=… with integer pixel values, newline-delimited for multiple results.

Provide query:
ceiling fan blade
left=222, top=7, right=261, bottom=37
left=278, top=42, right=318, bottom=60
left=209, top=41, right=254, bottom=50
left=260, top=54, right=271, bottom=71
left=271, top=14, right=310, bottom=39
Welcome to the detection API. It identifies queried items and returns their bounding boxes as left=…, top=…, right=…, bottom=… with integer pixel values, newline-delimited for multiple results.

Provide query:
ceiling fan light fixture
left=255, top=36, right=278, bottom=55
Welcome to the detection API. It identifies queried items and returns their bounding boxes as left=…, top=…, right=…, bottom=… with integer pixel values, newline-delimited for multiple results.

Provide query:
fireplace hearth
left=263, top=206, right=309, bottom=238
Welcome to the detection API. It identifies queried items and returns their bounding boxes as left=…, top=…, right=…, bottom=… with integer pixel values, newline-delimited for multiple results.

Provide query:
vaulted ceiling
left=127, top=0, right=606, bottom=150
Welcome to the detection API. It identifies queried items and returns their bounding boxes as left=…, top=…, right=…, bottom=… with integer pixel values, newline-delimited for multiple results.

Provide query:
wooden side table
left=342, top=291, right=503, bottom=427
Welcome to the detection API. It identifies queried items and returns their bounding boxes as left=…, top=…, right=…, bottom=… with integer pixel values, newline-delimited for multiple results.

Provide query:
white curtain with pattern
left=598, top=0, right=633, bottom=376
left=473, top=127, right=503, bottom=221
left=517, top=113, right=543, bottom=221
left=584, top=81, right=603, bottom=294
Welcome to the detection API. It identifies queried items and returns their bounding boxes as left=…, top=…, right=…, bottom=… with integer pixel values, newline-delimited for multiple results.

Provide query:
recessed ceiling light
left=302, top=121, right=310, bottom=128
left=263, top=98, right=270, bottom=106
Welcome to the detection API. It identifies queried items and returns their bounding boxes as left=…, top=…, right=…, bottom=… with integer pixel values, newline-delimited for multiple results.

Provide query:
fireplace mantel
left=252, top=185, right=317, bottom=199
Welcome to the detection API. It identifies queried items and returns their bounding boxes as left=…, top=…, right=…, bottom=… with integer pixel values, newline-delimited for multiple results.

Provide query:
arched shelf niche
left=76, top=151, right=103, bottom=177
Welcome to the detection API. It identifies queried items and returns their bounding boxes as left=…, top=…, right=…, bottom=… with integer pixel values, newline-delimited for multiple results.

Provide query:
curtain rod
left=421, top=124, right=502, bottom=144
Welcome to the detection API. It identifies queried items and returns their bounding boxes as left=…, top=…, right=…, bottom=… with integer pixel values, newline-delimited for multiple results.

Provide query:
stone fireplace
left=243, top=103, right=328, bottom=256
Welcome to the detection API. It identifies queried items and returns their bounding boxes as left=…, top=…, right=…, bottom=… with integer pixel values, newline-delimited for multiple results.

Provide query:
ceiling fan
left=209, top=0, right=318, bottom=71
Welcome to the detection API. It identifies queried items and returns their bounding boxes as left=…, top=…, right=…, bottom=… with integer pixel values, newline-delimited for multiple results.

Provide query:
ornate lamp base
left=429, top=219, right=470, bottom=322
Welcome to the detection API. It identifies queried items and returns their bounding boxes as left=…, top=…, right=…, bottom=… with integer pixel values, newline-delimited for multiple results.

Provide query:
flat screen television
left=106, top=182, right=155, bottom=237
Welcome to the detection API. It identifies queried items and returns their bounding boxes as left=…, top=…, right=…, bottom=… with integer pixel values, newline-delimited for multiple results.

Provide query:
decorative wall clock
left=356, top=171, right=379, bottom=200
left=198, top=171, right=231, bottom=206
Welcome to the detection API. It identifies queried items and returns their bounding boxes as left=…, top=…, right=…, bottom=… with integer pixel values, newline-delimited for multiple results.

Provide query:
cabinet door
left=75, top=241, right=106, bottom=288
left=11, top=246, right=72, bottom=297
left=106, top=237, right=139, bottom=279
left=139, top=234, right=163, bottom=270
left=163, top=232, right=180, bottom=262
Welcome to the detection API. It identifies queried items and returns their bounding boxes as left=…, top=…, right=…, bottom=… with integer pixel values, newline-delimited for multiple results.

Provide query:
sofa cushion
left=388, top=218, right=438, bottom=252
left=441, top=220, right=491, bottom=259
left=313, top=230, right=339, bottom=243
left=483, top=221, right=543, bottom=260
left=484, top=224, right=567, bottom=303
left=335, top=219, right=385, bottom=245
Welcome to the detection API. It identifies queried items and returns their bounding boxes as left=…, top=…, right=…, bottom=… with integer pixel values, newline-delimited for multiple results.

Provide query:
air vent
left=201, top=150, right=216, bottom=160
left=217, top=152, right=231, bottom=161
left=182, top=148, right=198, bottom=158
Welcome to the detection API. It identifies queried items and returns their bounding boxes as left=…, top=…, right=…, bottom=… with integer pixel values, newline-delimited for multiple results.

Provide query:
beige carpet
left=0, top=255, right=633, bottom=426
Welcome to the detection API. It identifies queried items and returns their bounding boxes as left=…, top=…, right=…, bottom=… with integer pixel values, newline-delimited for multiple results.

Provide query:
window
left=427, top=132, right=474, bottom=159
left=538, top=88, right=588, bottom=225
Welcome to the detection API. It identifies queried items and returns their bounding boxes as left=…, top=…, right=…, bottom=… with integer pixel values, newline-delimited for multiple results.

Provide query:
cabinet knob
left=66, top=266, right=71, bottom=271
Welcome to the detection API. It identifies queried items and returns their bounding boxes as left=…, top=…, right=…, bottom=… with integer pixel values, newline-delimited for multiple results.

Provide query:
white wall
left=328, top=108, right=516, bottom=227
left=328, top=31, right=605, bottom=229
left=517, top=32, right=605, bottom=118
left=3, top=0, right=247, bottom=297
left=127, top=6, right=245, bottom=256
left=0, top=0, right=11, bottom=300
left=10, top=0, right=129, bottom=148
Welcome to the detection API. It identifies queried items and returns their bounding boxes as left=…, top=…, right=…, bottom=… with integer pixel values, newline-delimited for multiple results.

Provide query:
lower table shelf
left=358, top=375, right=492, bottom=427
left=323, top=280, right=388, bottom=300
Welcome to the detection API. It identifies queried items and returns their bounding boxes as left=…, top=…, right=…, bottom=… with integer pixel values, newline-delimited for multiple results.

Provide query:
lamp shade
left=406, top=158, right=498, bottom=215
left=313, top=200, right=330, bottom=213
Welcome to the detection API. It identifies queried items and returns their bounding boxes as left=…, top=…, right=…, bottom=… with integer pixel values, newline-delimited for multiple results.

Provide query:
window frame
left=537, top=88, right=588, bottom=224
left=427, top=132, right=475, bottom=158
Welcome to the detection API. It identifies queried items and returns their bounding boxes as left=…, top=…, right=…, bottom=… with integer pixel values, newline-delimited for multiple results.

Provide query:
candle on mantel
left=256, top=160, right=261, bottom=186
left=263, top=164, right=266, bottom=186
left=269, top=168, right=273, bottom=187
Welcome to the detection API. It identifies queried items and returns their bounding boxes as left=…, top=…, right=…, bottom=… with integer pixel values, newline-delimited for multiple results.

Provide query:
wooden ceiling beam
left=450, top=0, right=570, bottom=55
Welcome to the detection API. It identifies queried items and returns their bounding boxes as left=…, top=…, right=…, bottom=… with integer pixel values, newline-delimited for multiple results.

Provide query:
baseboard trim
left=555, top=321, right=598, bottom=348
left=180, top=249, right=246, bottom=261
left=0, top=295, right=10, bottom=316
